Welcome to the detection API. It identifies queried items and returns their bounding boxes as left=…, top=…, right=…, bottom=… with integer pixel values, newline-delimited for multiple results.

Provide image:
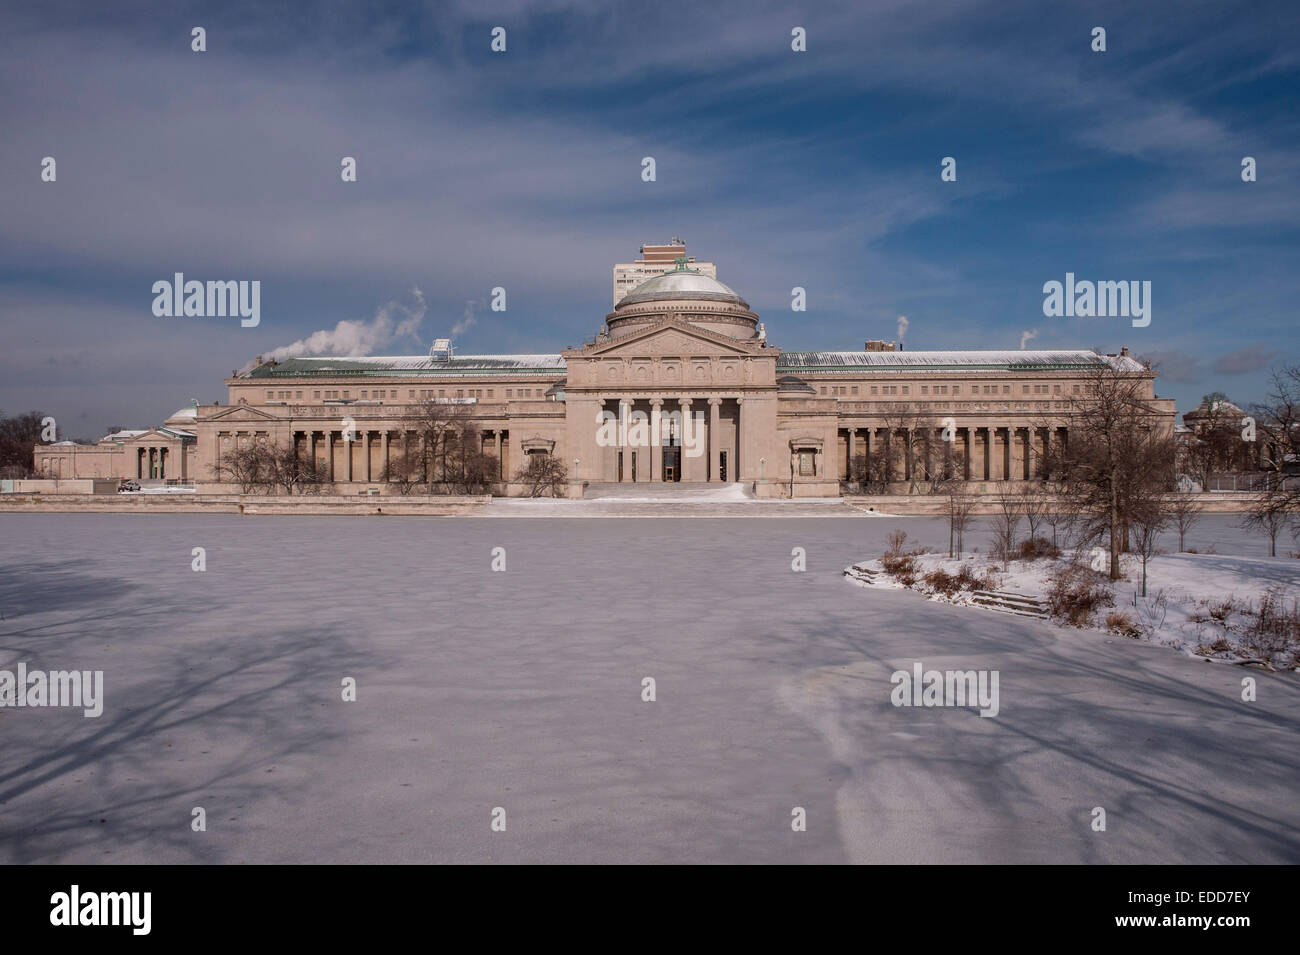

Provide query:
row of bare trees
left=211, top=399, right=573, bottom=497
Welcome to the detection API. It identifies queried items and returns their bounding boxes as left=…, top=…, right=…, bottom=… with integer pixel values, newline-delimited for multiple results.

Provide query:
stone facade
left=35, top=266, right=1176, bottom=496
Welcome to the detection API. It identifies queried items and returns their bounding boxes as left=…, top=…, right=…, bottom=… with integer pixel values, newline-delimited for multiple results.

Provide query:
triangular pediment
left=585, top=317, right=765, bottom=358
left=206, top=404, right=282, bottom=422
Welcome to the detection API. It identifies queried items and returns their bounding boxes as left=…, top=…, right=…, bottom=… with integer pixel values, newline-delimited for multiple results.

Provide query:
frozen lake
left=0, top=512, right=1296, bottom=863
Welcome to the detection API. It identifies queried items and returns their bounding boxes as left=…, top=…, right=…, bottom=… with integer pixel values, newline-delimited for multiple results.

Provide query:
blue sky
left=1, top=0, right=1297, bottom=439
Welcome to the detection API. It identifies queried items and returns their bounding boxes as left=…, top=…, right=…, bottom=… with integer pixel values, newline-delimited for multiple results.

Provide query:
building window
left=266, top=391, right=273, bottom=398
left=921, top=385, right=929, bottom=395
left=902, top=386, right=910, bottom=395
left=851, top=386, right=858, bottom=395
left=313, top=391, right=320, bottom=399
left=870, top=386, right=877, bottom=395
left=1003, top=385, right=1010, bottom=394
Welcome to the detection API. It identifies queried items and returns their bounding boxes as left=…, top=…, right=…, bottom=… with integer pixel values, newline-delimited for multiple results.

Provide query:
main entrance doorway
left=662, top=447, right=681, bottom=482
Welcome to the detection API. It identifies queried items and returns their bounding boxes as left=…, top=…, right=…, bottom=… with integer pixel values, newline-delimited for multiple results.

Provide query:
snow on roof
left=248, top=355, right=566, bottom=376
left=776, top=349, right=1146, bottom=373
left=103, top=429, right=148, bottom=440
left=169, top=407, right=198, bottom=418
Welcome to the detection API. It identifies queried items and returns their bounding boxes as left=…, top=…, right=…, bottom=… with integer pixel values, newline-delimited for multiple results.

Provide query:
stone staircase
left=842, top=563, right=885, bottom=586
left=582, top=482, right=754, bottom=501
left=969, top=590, right=1050, bottom=619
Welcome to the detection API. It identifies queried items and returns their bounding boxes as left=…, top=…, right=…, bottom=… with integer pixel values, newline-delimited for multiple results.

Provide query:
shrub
left=1017, top=536, right=1061, bottom=560
left=924, top=569, right=960, bottom=596
left=880, top=552, right=918, bottom=587
left=1045, top=563, right=1114, bottom=627
left=885, top=529, right=908, bottom=555
left=1105, top=611, right=1141, bottom=638
left=1243, top=587, right=1300, bottom=666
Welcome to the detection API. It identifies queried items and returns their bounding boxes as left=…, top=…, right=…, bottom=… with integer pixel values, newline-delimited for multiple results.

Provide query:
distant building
left=34, top=414, right=198, bottom=481
left=613, top=238, right=716, bottom=305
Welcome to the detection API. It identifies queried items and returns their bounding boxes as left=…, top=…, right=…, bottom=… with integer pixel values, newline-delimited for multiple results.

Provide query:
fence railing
left=1204, top=472, right=1298, bottom=492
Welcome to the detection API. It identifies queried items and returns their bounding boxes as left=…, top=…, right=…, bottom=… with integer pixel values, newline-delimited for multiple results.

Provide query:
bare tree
left=0, top=410, right=49, bottom=477
left=409, top=400, right=474, bottom=489
left=380, top=442, right=424, bottom=494
left=948, top=492, right=975, bottom=558
left=1241, top=496, right=1291, bottom=558
left=515, top=453, right=567, bottom=498
left=987, top=482, right=1022, bottom=568
left=1051, top=362, right=1176, bottom=580
left=1249, top=364, right=1300, bottom=521
left=1130, top=500, right=1169, bottom=597
left=212, top=441, right=268, bottom=492
left=1018, top=481, right=1048, bottom=543
left=879, top=406, right=942, bottom=493
left=852, top=452, right=890, bottom=494
left=265, top=440, right=323, bottom=495
left=1166, top=494, right=1201, bottom=552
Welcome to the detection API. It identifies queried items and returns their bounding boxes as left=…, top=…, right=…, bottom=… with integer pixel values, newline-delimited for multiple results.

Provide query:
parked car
left=118, top=480, right=141, bottom=492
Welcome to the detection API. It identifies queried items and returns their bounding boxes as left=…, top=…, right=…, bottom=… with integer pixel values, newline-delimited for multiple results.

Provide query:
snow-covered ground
left=847, top=548, right=1300, bottom=669
left=2, top=512, right=1297, bottom=863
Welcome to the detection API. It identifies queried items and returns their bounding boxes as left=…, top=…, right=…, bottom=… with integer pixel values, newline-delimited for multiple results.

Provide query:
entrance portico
left=586, top=392, right=743, bottom=484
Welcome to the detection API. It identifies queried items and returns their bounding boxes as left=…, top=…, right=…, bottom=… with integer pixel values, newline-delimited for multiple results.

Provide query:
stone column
left=904, top=428, right=913, bottom=481
left=708, top=397, right=721, bottom=483
left=984, top=426, right=994, bottom=481
left=494, top=429, right=503, bottom=479
left=326, top=430, right=335, bottom=482
left=1003, top=426, right=1011, bottom=481
left=678, top=397, right=693, bottom=483
left=346, top=429, right=354, bottom=483
left=650, top=399, right=664, bottom=483
left=619, top=398, right=634, bottom=482
left=1041, top=427, right=1051, bottom=480
left=363, top=431, right=372, bottom=482
left=382, top=430, right=390, bottom=481
left=963, top=427, right=972, bottom=480
left=847, top=428, right=857, bottom=482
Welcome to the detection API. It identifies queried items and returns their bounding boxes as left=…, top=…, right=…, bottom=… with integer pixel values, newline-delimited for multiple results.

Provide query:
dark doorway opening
left=663, top=447, right=681, bottom=482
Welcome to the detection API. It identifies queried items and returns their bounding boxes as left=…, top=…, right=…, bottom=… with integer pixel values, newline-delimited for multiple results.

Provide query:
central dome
left=616, top=270, right=748, bottom=309
left=606, top=267, right=760, bottom=341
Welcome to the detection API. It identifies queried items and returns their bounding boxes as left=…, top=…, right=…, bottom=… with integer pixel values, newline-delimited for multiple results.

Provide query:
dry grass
left=1045, top=563, right=1115, bottom=627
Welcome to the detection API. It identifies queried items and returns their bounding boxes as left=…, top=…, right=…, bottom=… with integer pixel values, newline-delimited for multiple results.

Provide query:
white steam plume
left=452, top=298, right=483, bottom=337
left=258, top=288, right=426, bottom=366
left=896, top=314, right=909, bottom=343
left=1019, top=328, right=1038, bottom=350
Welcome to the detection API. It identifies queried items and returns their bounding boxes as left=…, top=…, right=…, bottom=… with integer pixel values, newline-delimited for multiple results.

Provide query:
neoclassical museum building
left=35, top=260, right=1175, bottom=497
